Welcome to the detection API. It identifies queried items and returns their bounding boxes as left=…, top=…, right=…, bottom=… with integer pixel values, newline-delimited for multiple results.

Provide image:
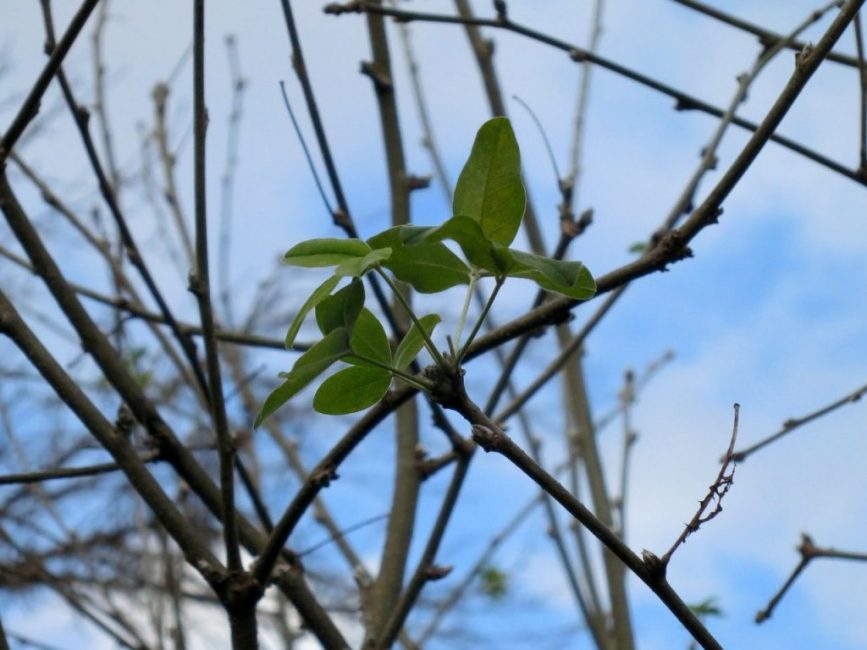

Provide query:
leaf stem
left=374, top=267, right=447, bottom=367
left=347, top=353, right=434, bottom=394
left=457, top=276, right=504, bottom=362
left=453, top=271, right=479, bottom=352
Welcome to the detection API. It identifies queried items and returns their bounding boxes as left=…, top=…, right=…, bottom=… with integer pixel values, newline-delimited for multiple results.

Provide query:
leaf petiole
left=457, top=276, right=504, bottom=363
left=374, top=266, right=447, bottom=368
left=347, top=353, right=434, bottom=393
left=454, top=270, right=480, bottom=352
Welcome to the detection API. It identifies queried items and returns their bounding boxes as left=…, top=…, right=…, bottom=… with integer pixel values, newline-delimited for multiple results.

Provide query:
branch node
left=323, top=2, right=362, bottom=16
left=471, top=424, right=503, bottom=452
left=641, top=549, right=667, bottom=580
left=674, top=96, right=697, bottom=112
left=424, top=564, right=453, bottom=581
left=311, top=464, right=339, bottom=488
left=406, top=173, right=432, bottom=191
left=569, top=48, right=587, bottom=63
left=76, top=104, right=90, bottom=125
left=360, top=61, right=392, bottom=90
left=795, top=43, right=815, bottom=69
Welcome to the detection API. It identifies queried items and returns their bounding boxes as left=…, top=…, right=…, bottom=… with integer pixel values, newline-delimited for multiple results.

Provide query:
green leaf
left=453, top=117, right=526, bottom=247
left=479, top=566, right=508, bottom=601
left=501, top=249, right=596, bottom=299
left=254, top=328, right=350, bottom=427
left=368, top=227, right=470, bottom=293
left=349, top=308, right=391, bottom=365
left=628, top=242, right=648, bottom=254
left=283, top=238, right=371, bottom=268
left=285, top=275, right=340, bottom=349
left=394, top=314, right=441, bottom=371
left=316, top=278, right=365, bottom=336
left=334, top=247, right=392, bottom=277
left=424, top=216, right=503, bottom=273
left=313, top=365, right=392, bottom=415
left=688, top=597, right=723, bottom=619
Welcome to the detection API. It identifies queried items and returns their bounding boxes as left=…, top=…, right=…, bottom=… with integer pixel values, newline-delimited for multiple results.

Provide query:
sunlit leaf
left=500, top=249, right=595, bottom=299
left=285, top=275, right=340, bottom=349
left=283, top=238, right=370, bottom=267
left=424, top=216, right=502, bottom=273
left=368, top=227, right=470, bottom=293
left=349, top=308, right=391, bottom=366
left=313, top=365, right=392, bottom=415
left=394, top=314, right=441, bottom=371
left=453, top=117, right=526, bottom=247
left=334, top=247, right=392, bottom=277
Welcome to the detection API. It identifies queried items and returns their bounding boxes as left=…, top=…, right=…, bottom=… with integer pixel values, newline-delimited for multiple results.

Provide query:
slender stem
left=0, top=0, right=101, bottom=163
left=251, top=388, right=417, bottom=587
left=441, top=378, right=722, bottom=649
left=191, top=0, right=242, bottom=575
left=329, top=2, right=867, bottom=189
left=378, top=454, right=473, bottom=648
left=732, top=378, right=867, bottom=462
left=457, top=276, right=503, bottom=362
left=375, top=267, right=446, bottom=366
left=756, top=533, right=867, bottom=624
left=37, top=0, right=212, bottom=398
left=347, top=354, right=434, bottom=392
left=460, top=0, right=865, bottom=362
left=453, top=271, right=478, bottom=351
left=854, top=12, right=867, bottom=172
left=0, top=616, right=10, bottom=650
left=0, top=453, right=162, bottom=486
left=671, top=0, right=859, bottom=69
left=0, top=288, right=224, bottom=580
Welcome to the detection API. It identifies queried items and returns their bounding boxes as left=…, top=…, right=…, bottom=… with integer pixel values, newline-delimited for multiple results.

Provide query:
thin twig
left=151, top=81, right=196, bottom=266
left=464, top=0, right=865, bottom=361
left=671, top=0, right=858, bottom=69
left=91, top=0, right=121, bottom=192
left=279, top=0, right=402, bottom=338
left=0, top=453, right=161, bottom=486
left=298, top=513, right=389, bottom=558
left=190, top=0, right=244, bottom=581
left=0, top=0, right=101, bottom=163
left=378, top=455, right=473, bottom=648
left=732, top=379, right=867, bottom=461
left=218, top=34, right=247, bottom=327
left=390, top=8, right=453, bottom=202
left=327, top=1, right=867, bottom=189
left=853, top=12, right=867, bottom=174
left=660, top=404, right=739, bottom=565
left=278, top=81, right=334, bottom=216
left=756, top=533, right=867, bottom=623
left=2, top=167, right=345, bottom=649
left=443, top=384, right=723, bottom=649
left=614, top=369, right=637, bottom=538
left=566, top=0, right=605, bottom=212
left=38, top=0, right=211, bottom=397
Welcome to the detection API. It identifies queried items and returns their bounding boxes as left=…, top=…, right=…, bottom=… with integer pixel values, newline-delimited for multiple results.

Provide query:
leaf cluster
left=256, top=118, right=595, bottom=425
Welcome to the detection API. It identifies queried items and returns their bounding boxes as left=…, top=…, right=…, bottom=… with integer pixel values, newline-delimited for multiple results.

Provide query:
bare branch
left=660, top=404, right=740, bottom=565
left=0, top=0, right=101, bottom=163
left=732, top=379, right=867, bottom=462
left=756, top=534, right=867, bottom=623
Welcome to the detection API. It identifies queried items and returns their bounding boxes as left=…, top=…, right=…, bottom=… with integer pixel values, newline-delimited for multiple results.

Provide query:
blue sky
left=2, top=1, right=866, bottom=648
